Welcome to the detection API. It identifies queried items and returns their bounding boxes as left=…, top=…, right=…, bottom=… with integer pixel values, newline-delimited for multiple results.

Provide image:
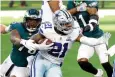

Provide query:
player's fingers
left=42, top=39, right=48, bottom=44
left=48, top=43, right=54, bottom=47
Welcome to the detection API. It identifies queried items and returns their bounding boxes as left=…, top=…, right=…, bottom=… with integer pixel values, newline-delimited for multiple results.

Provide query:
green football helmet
left=24, top=8, right=42, bottom=32
left=73, top=0, right=83, bottom=6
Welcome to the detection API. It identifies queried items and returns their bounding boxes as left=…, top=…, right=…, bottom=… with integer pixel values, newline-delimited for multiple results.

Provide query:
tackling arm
left=30, top=33, right=45, bottom=43
left=10, top=29, right=21, bottom=46
left=0, top=24, right=10, bottom=34
left=30, top=33, right=54, bottom=51
left=76, top=32, right=111, bottom=46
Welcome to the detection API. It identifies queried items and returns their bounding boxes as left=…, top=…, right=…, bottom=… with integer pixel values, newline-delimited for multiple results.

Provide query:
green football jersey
left=10, top=22, right=38, bottom=67
left=67, top=0, right=103, bottom=38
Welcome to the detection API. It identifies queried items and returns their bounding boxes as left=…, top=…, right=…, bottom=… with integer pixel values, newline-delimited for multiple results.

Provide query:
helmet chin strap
left=25, top=23, right=38, bottom=32
left=26, top=27, right=36, bottom=32
left=54, top=27, right=67, bottom=35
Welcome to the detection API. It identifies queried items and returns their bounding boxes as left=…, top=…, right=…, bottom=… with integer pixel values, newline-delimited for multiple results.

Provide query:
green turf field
left=1, top=16, right=115, bottom=77
left=1, top=1, right=115, bottom=77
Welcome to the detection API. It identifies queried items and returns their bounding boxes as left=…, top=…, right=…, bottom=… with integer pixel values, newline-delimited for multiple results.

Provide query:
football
left=36, top=38, right=52, bottom=45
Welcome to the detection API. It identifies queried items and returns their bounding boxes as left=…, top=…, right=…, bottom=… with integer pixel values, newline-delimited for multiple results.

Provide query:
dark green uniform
left=67, top=0, right=103, bottom=38
left=10, top=22, right=37, bottom=67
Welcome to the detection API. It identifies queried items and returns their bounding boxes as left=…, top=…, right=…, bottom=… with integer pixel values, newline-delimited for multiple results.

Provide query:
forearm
left=10, top=30, right=21, bottom=46
left=0, top=24, right=8, bottom=34
left=80, top=36, right=103, bottom=46
left=68, top=8, right=79, bottom=15
left=48, top=1, right=60, bottom=13
left=10, top=36, right=21, bottom=45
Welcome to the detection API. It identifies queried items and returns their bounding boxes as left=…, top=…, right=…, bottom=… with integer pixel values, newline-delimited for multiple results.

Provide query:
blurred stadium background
left=1, top=1, right=115, bottom=77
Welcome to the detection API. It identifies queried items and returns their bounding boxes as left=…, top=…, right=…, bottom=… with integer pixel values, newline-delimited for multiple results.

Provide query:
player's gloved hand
left=20, top=39, right=37, bottom=51
left=76, top=3, right=87, bottom=12
left=83, top=22, right=98, bottom=32
left=98, top=32, right=111, bottom=44
left=34, top=39, right=54, bottom=51
left=105, top=45, right=115, bottom=57
left=83, top=24, right=94, bottom=32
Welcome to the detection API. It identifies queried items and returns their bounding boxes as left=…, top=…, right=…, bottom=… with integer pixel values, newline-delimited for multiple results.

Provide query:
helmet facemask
left=25, top=17, right=41, bottom=32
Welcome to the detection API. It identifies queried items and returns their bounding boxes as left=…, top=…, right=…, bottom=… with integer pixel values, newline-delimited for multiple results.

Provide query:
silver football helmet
left=53, top=10, right=74, bottom=34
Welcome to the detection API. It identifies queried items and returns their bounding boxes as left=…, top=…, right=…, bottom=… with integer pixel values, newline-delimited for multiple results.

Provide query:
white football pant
left=0, top=55, right=29, bottom=77
left=31, top=54, right=62, bottom=77
left=77, top=43, right=108, bottom=63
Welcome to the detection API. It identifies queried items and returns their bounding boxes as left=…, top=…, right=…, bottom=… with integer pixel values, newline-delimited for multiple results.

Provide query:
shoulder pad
left=10, top=22, right=20, bottom=25
left=9, top=22, right=20, bottom=30
left=38, top=21, right=53, bottom=35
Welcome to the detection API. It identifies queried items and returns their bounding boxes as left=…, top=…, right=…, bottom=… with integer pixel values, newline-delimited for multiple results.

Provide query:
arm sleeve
left=5, top=22, right=17, bottom=32
left=80, top=36, right=103, bottom=46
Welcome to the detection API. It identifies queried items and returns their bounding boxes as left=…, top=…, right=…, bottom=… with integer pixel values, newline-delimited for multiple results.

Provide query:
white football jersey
left=38, top=21, right=80, bottom=65
left=41, top=0, right=66, bottom=24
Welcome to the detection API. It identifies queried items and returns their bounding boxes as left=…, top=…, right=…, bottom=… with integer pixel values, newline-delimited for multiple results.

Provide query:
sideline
left=0, top=9, right=115, bottom=18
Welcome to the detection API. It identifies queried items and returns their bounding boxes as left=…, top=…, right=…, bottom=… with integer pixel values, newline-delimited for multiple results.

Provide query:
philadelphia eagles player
left=30, top=10, right=110, bottom=77
left=0, top=8, right=53, bottom=77
left=67, top=0, right=113, bottom=77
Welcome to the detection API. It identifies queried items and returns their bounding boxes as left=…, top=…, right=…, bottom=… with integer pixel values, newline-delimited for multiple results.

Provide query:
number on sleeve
left=79, top=14, right=87, bottom=26
left=18, top=46, right=25, bottom=51
left=45, top=23, right=52, bottom=29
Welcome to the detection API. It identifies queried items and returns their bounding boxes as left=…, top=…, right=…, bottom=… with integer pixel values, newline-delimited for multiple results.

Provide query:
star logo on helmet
left=55, top=14, right=60, bottom=17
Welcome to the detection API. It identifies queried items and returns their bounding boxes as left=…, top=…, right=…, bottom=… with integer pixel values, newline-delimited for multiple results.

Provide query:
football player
left=67, top=0, right=113, bottom=77
left=0, top=8, right=53, bottom=77
left=30, top=10, right=110, bottom=77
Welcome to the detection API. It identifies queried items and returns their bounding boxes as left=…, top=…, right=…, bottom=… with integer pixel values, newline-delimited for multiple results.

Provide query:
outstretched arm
left=10, top=29, right=21, bottom=46
left=76, top=32, right=111, bottom=46
left=48, top=0, right=60, bottom=13
left=0, top=24, right=10, bottom=34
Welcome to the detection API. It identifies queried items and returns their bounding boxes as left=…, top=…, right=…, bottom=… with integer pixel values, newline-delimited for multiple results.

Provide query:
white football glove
left=20, top=39, right=37, bottom=51
left=98, top=32, right=111, bottom=44
left=105, top=45, right=115, bottom=57
left=34, top=39, right=54, bottom=51
left=76, top=3, right=87, bottom=11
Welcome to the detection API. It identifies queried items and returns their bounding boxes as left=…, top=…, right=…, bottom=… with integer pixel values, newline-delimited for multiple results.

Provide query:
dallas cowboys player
left=30, top=10, right=110, bottom=77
